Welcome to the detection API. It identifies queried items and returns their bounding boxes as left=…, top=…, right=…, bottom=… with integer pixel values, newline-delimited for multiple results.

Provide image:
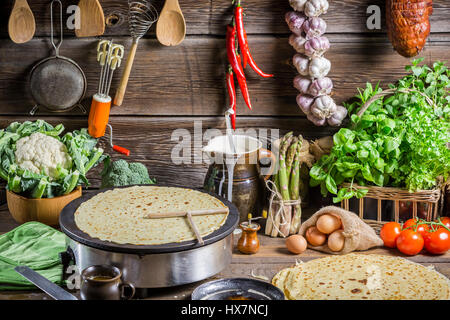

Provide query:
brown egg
left=316, top=214, right=342, bottom=234
left=305, top=226, right=327, bottom=246
left=286, top=235, right=307, bottom=254
left=327, top=229, right=345, bottom=252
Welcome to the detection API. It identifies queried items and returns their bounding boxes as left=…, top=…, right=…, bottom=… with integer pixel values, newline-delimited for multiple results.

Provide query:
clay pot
left=80, top=265, right=135, bottom=300
left=7, top=186, right=82, bottom=226
left=237, top=222, right=261, bottom=254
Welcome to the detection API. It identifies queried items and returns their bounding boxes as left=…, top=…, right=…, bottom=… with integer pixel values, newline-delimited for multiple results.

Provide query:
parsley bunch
left=310, top=59, right=450, bottom=203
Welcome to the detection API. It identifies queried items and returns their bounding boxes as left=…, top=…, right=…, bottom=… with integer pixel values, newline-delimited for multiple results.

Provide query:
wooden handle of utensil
left=259, top=148, right=277, bottom=181
left=186, top=212, right=204, bottom=245
left=88, top=95, right=111, bottom=138
left=113, top=41, right=138, bottom=106
left=144, top=208, right=229, bottom=219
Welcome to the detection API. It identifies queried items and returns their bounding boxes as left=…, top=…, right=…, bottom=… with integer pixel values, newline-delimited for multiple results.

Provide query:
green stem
left=85, top=148, right=104, bottom=173
left=0, top=167, right=8, bottom=181
left=31, top=178, right=48, bottom=199
left=64, top=170, right=80, bottom=195
left=8, top=175, right=21, bottom=194
left=278, top=136, right=293, bottom=201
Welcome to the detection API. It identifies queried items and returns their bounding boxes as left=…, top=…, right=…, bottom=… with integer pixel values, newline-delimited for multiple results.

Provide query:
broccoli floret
left=101, top=159, right=155, bottom=188
left=110, top=159, right=129, bottom=172
left=128, top=162, right=151, bottom=182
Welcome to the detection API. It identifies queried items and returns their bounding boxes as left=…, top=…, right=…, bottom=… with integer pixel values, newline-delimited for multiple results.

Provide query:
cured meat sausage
left=386, top=0, right=433, bottom=57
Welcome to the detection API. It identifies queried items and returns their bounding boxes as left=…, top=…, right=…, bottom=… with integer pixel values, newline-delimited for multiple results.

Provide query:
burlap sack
left=298, top=206, right=383, bottom=254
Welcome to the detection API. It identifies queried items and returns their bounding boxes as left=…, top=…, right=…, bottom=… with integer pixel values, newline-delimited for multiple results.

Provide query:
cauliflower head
left=15, top=132, right=72, bottom=179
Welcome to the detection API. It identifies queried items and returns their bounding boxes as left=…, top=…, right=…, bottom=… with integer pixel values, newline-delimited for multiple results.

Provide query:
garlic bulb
left=307, top=112, right=326, bottom=126
left=304, top=36, right=330, bottom=57
left=310, top=95, right=337, bottom=119
left=293, top=75, right=312, bottom=94
left=305, top=0, right=329, bottom=17
left=293, top=54, right=310, bottom=76
left=296, top=94, right=315, bottom=114
left=288, top=0, right=339, bottom=126
left=289, top=34, right=307, bottom=54
left=302, top=17, right=327, bottom=39
left=309, top=56, right=331, bottom=78
left=327, top=106, right=348, bottom=126
left=289, top=0, right=308, bottom=12
left=308, top=77, right=333, bottom=96
left=285, top=11, right=307, bottom=36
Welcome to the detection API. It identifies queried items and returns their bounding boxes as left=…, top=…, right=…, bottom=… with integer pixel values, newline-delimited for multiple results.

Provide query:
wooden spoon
left=75, top=0, right=105, bottom=37
left=156, top=0, right=186, bottom=46
left=8, top=0, right=35, bottom=44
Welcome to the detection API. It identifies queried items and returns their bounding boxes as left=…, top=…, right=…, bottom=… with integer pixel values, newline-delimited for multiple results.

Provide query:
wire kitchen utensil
left=29, top=0, right=87, bottom=115
left=88, top=39, right=130, bottom=156
left=113, top=0, right=158, bottom=106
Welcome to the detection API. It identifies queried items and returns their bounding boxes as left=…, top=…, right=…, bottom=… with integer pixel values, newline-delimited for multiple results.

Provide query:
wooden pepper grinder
left=237, top=220, right=261, bottom=254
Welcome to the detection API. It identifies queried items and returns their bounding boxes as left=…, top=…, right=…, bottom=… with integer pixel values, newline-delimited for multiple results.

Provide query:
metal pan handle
left=50, top=0, right=63, bottom=57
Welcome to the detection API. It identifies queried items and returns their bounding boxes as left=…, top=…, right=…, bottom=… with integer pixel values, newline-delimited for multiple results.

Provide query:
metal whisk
left=113, top=0, right=158, bottom=106
left=97, top=40, right=124, bottom=98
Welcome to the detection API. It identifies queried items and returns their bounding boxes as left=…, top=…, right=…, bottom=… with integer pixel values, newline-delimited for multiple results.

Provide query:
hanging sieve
left=29, top=0, right=87, bottom=115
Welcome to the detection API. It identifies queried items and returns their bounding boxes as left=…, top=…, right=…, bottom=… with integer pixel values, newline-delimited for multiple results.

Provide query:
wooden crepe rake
left=143, top=208, right=229, bottom=245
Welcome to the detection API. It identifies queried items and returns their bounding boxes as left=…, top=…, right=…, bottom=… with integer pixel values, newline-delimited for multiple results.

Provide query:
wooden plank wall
left=0, top=0, right=449, bottom=189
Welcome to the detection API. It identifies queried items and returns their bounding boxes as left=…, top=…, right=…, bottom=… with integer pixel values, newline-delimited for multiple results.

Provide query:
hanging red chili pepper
left=226, top=24, right=252, bottom=110
left=236, top=70, right=252, bottom=110
left=226, top=66, right=237, bottom=130
left=235, top=5, right=274, bottom=78
left=226, top=24, right=245, bottom=80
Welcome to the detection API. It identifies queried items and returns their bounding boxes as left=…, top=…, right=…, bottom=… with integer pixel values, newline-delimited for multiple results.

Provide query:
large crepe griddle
left=59, top=185, right=240, bottom=288
left=59, top=185, right=239, bottom=254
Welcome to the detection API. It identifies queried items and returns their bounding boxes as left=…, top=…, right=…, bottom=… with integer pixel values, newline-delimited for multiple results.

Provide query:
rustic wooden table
left=0, top=203, right=448, bottom=300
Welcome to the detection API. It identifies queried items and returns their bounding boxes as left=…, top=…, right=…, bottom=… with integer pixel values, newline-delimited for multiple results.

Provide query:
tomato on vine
left=396, top=229, right=424, bottom=255
left=436, top=217, right=450, bottom=230
left=423, top=228, right=450, bottom=255
left=380, top=222, right=402, bottom=248
left=402, top=218, right=430, bottom=238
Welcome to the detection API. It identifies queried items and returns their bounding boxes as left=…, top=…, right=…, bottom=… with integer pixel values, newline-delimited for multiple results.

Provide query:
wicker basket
left=339, top=88, right=443, bottom=231
left=340, top=183, right=442, bottom=233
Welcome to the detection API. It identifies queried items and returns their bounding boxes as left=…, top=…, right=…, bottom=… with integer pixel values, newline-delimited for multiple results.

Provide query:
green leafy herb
left=310, top=60, right=450, bottom=203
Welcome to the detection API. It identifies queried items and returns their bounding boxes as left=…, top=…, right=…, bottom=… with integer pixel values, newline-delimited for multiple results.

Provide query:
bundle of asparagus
left=265, top=132, right=306, bottom=237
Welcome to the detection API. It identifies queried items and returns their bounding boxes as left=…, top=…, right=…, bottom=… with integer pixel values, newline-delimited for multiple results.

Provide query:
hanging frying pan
left=29, top=0, right=86, bottom=115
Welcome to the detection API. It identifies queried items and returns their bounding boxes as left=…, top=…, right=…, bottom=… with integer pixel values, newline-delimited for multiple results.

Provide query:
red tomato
left=402, top=219, right=430, bottom=237
left=396, top=229, right=424, bottom=256
left=437, top=217, right=450, bottom=229
left=380, top=222, right=402, bottom=248
left=423, top=228, right=450, bottom=255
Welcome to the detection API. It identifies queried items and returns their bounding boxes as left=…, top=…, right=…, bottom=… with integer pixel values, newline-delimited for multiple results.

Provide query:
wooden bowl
left=7, top=187, right=82, bottom=226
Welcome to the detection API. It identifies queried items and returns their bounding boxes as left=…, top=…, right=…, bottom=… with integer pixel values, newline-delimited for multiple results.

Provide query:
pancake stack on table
left=273, top=253, right=450, bottom=300
left=74, top=186, right=229, bottom=245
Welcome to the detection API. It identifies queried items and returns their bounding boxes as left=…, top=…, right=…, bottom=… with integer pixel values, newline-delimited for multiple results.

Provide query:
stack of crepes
left=0, top=222, right=66, bottom=290
left=273, top=253, right=450, bottom=300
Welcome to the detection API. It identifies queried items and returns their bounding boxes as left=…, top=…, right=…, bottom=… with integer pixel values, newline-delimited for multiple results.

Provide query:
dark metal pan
left=191, top=278, right=285, bottom=300
left=29, top=0, right=86, bottom=115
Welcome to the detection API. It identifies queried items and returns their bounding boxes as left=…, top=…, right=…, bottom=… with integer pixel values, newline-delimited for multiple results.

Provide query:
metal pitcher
left=203, top=135, right=276, bottom=222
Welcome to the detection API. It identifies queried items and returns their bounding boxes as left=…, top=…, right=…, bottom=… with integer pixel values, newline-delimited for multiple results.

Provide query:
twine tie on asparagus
left=265, top=179, right=301, bottom=238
